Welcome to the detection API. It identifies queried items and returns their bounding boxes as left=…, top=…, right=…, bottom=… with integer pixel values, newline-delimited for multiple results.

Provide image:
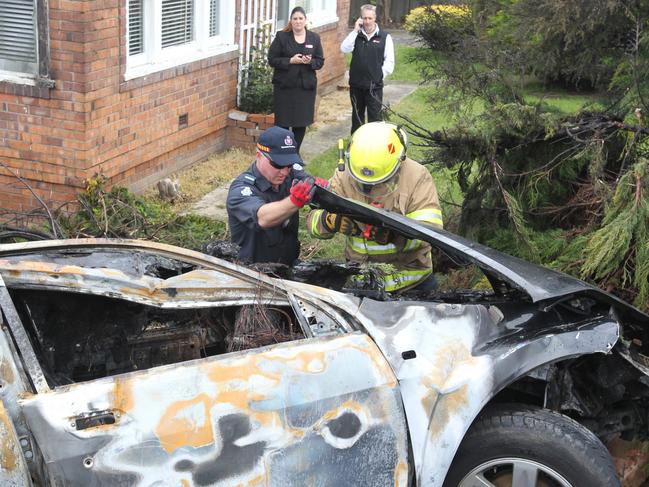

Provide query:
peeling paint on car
left=0, top=260, right=286, bottom=309
left=0, top=400, right=31, bottom=486
left=18, top=333, right=409, bottom=486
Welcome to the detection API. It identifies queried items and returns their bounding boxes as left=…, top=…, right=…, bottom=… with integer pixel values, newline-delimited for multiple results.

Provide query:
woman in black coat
left=267, top=7, right=324, bottom=152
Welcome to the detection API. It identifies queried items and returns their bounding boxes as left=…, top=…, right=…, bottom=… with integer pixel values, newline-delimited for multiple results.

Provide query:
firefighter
left=307, top=122, right=443, bottom=292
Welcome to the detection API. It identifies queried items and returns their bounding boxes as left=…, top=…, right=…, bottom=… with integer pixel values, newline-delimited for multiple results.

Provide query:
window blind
left=128, top=0, right=144, bottom=55
left=0, top=0, right=37, bottom=64
left=161, top=0, right=194, bottom=48
left=209, top=0, right=220, bottom=37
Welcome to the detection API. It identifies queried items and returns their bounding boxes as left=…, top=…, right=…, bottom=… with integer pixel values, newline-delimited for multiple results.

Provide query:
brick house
left=0, top=0, right=350, bottom=216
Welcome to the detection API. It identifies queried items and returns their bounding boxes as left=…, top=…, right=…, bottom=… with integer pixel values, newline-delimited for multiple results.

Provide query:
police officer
left=227, top=126, right=319, bottom=266
left=307, top=122, right=443, bottom=292
left=341, top=4, right=395, bottom=135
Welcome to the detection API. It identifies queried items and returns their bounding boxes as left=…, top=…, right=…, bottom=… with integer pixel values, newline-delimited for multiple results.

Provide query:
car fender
left=354, top=298, right=618, bottom=486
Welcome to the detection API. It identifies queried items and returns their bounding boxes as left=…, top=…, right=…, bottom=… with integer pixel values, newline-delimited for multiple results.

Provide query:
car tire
left=442, top=403, right=620, bottom=487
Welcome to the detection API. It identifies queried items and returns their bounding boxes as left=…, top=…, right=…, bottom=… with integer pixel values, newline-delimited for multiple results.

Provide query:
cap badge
left=361, top=167, right=374, bottom=177
left=284, top=136, right=293, bottom=146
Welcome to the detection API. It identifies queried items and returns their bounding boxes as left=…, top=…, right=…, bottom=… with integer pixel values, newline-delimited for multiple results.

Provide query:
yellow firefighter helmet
left=347, top=122, right=408, bottom=185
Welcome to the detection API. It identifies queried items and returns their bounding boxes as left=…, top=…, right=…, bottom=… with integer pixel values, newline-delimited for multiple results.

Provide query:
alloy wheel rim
left=457, top=457, right=573, bottom=487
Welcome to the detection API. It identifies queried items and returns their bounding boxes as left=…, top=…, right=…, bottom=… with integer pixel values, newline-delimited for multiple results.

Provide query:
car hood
left=311, top=186, right=649, bottom=323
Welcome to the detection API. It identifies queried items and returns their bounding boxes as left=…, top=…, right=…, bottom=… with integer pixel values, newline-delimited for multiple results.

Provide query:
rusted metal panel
left=0, top=305, right=40, bottom=483
left=0, top=400, right=31, bottom=486
left=355, top=299, right=619, bottom=486
left=0, top=261, right=287, bottom=309
left=0, top=239, right=297, bottom=310
left=19, top=333, right=409, bottom=486
left=0, top=239, right=272, bottom=286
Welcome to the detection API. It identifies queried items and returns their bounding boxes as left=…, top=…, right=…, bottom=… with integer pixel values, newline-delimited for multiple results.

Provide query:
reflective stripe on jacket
left=306, top=157, right=443, bottom=291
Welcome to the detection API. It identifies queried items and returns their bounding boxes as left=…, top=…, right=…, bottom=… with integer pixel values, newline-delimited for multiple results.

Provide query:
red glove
left=289, top=179, right=315, bottom=208
left=315, top=177, right=329, bottom=189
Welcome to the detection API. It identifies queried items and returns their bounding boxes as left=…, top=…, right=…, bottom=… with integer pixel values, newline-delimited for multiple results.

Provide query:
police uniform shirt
left=227, top=161, right=308, bottom=265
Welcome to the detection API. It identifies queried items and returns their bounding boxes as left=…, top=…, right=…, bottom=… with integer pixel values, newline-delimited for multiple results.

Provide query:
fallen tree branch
left=0, top=160, right=60, bottom=238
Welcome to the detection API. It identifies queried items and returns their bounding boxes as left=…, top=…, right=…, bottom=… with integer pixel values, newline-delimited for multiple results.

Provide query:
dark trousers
left=350, top=86, right=384, bottom=135
left=280, top=126, right=306, bottom=153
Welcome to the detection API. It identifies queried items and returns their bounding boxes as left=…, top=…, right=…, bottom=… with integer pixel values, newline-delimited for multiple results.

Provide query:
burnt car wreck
left=0, top=186, right=648, bottom=486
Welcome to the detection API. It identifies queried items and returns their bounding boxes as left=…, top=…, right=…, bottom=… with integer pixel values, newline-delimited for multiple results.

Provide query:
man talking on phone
left=340, top=4, right=395, bottom=135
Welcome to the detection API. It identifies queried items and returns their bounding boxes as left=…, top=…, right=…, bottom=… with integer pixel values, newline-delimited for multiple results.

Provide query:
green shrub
left=60, top=176, right=226, bottom=251
left=238, top=25, right=274, bottom=114
left=404, top=4, right=472, bottom=50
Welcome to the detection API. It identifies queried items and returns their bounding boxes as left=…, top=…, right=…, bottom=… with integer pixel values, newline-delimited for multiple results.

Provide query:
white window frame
left=125, top=0, right=237, bottom=81
left=279, top=0, right=338, bottom=30
left=0, top=0, right=47, bottom=85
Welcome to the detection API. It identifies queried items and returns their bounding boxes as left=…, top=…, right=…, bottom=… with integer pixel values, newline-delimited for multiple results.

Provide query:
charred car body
left=0, top=187, right=647, bottom=486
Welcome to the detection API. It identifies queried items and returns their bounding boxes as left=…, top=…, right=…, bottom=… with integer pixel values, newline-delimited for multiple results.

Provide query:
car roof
left=0, top=239, right=285, bottom=308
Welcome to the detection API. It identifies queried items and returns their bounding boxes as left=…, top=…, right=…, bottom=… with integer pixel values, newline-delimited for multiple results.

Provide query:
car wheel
left=442, top=403, right=620, bottom=487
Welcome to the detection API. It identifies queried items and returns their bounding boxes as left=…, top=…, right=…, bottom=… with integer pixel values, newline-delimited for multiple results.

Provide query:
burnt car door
left=0, top=241, right=409, bottom=486
left=0, top=296, right=33, bottom=487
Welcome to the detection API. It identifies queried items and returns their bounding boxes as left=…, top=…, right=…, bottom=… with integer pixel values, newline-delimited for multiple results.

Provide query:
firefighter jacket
left=307, top=158, right=443, bottom=291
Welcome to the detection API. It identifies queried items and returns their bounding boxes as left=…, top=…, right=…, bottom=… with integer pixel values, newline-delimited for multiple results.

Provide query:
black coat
left=268, top=30, right=324, bottom=90
left=268, top=30, right=324, bottom=127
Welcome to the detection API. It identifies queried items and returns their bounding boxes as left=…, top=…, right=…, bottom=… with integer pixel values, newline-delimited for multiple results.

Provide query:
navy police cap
left=256, top=126, right=303, bottom=167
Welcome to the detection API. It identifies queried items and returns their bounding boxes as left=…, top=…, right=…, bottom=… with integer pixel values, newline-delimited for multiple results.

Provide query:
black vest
left=349, top=30, right=386, bottom=89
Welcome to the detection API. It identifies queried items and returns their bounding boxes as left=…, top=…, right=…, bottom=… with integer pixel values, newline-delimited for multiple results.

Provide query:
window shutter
left=209, top=0, right=220, bottom=37
left=128, top=0, right=144, bottom=56
left=161, top=0, right=194, bottom=48
left=0, top=0, right=37, bottom=70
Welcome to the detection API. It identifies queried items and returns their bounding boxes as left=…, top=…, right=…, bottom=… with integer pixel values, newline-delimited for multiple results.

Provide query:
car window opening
left=9, top=289, right=304, bottom=387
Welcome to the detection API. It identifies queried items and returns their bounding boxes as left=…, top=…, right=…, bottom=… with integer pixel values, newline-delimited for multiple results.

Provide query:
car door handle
left=74, top=411, right=117, bottom=430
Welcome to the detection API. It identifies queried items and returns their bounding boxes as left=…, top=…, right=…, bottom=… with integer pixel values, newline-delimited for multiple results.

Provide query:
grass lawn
left=525, top=92, right=605, bottom=113
left=390, top=46, right=430, bottom=82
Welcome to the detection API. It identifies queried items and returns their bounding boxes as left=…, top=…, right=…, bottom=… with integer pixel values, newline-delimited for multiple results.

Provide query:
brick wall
left=0, top=0, right=348, bottom=218
left=0, top=0, right=89, bottom=217
left=226, top=111, right=276, bottom=148
left=314, top=0, right=351, bottom=95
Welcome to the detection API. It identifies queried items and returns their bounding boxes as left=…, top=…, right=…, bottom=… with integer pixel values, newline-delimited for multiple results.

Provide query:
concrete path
left=190, top=185, right=231, bottom=221
left=191, top=30, right=419, bottom=222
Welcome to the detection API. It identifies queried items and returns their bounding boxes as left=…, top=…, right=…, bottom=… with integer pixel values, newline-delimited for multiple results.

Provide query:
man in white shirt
left=340, top=4, right=395, bottom=134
